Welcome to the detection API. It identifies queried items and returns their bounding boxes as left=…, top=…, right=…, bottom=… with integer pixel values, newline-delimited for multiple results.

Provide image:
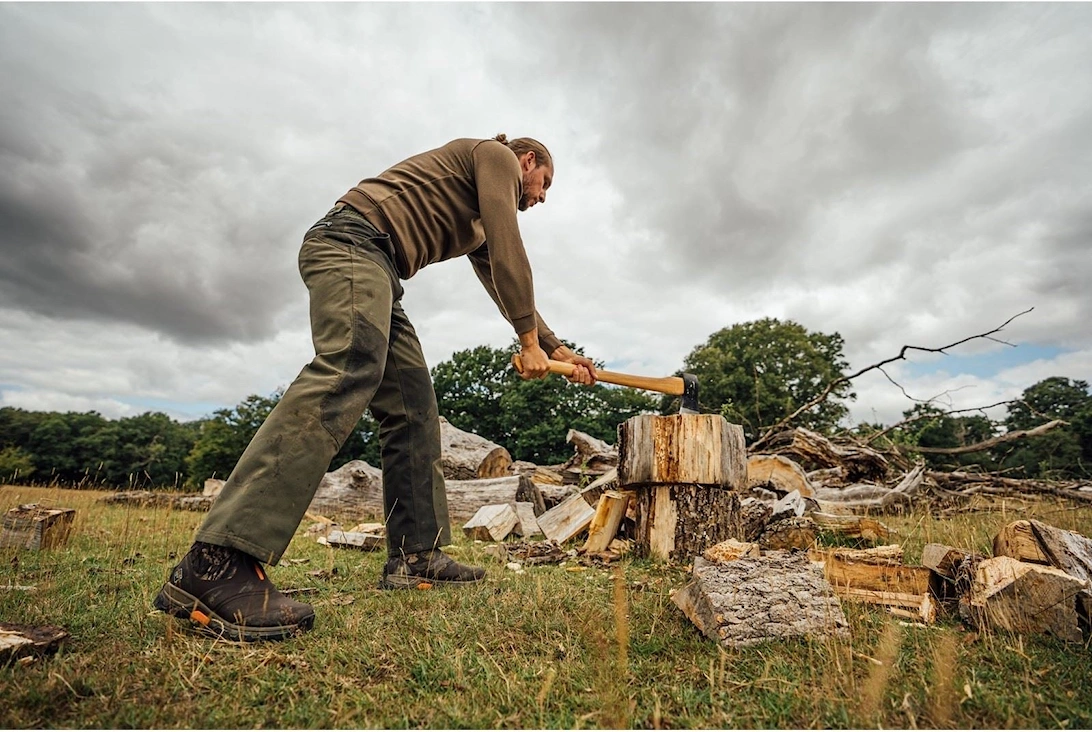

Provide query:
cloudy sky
left=1, top=2, right=1089, bottom=430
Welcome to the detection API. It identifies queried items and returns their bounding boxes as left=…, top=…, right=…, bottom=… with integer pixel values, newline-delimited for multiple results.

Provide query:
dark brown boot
left=154, top=542, right=314, bottom=642
left=378, top=549, right=486, bottom=590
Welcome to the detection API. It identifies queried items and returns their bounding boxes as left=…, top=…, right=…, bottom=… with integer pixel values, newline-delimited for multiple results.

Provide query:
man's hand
left=517, top=344, right=550, bottom=379
left=551, top=345, right=598, bottom=385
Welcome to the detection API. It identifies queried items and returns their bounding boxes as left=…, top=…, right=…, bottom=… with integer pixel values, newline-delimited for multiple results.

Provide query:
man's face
left=518, top=155, right=553, bottom=212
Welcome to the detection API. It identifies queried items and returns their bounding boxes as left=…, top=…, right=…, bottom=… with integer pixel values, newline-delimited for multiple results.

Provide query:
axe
left=511, top=355, right=700, bottom=414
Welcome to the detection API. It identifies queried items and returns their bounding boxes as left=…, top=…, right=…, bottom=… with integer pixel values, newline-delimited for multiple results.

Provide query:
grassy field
left=2, top=484, right=1091, bottom=729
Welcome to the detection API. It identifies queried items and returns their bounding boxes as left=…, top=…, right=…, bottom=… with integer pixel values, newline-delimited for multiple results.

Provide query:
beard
left=518, top=192, right=530, bottom=212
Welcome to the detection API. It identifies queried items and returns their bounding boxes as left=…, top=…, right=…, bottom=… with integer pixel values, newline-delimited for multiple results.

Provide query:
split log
left=321, top=529, right=385, bottom=552
left=537, top=493, right=596, bottom=544
left=581, top=491, right=632, bottom=554
left=770, top=490, right=807, bottom=521
left=538, top=484, right=577, bottom=510
left=959, top=556, right=1086, bottom=642
left=512, top=502, right=542, bottom=538
left=508, top=461, right=565, bottom=485
left=463, top=504, right=520, bottom=542
left=0, top=623, right=69, bottom=663
left=993, top=521, right=1051, bottom=564
left=671, top=554, right=849, bottom=648
left=813, top=544, right=936, bottom=622
left=836, top=588, right=938, bottom=623
left=746, top=454, right=815, bottom=497
left=1, top=505, right=75, bottom=550
left=758, top=516, right=818, bottom=551
left=811, top=512, right=895, bottom=543
left=996, top=519, right=1092, bottom=622
left=578, top=468, right=619, bottom=508
left=439, top=416, right=513, bottom=479
left=100, top=491, right=213, bottom=512
left=921, top=543, right=984, bottom=598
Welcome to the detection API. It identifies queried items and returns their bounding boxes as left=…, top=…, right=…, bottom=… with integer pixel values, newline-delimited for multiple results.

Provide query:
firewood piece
left=582, top=491, right=632, bottom=553
left=514, top=474, right=547, bottom=517
left=671, top=554, right=849, bottom=648
left=836, top=588, right=938, bottom=623
left=512, top=502, right=542, bottom=538
left=1, top=505, right=76, bottom=551
left=509, top=461, right=565, bottom=485
left=1026, top=519, right=1092, bottom=621
left=203, top=479, right=224, bottom=497
left=634, top=484, right=744, bottom=561
left=815, top=546, right=933, bottom=596
left=922, top=544, right=981, bottom=582
left=811, top=512, right=894, bottom=542
left=0, top=623, right=69, bottom=663
left=537, top=493, right=596, bottom=544
left=960, top=556, right=1086, bottom=642
left=463, top=504, right=521, bottom=542
left=579, top=468, right=619, bottom=508
left=758, top=516, right=818, bottom=551
left=439, top=416, right=513, bottom=479
left=445, top=476, right=546, bottom=521
left=993, top=520, right=1051, bottom=564
left=618, top=414, right=747, bottom=488
left=703, top=538, right=761, bottom=563
left=746, top=454, right=815, bottom=497
left=322, top=530, right=385, bottom=552
left=738, top=498, right=773, bottom=542
left=539, top=484, right=577, bottom=509
left=100, top=491, right=214, bottom=512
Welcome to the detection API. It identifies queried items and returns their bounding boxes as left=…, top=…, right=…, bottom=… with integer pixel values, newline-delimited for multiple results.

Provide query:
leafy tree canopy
left=667, top=318, right=854, bottom=442
left=1000, top=377, right=1091, bottom=479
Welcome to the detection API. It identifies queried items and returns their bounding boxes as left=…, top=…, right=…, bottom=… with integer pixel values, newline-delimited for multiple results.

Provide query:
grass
left=2, top=484, right=1092, bottom=729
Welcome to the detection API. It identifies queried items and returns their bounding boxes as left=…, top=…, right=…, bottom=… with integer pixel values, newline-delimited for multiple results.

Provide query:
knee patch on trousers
left=397, top=367, right=439, bottom=426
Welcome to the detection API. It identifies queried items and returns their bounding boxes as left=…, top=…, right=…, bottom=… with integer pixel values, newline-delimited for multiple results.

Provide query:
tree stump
left=618, top=414, right=747, bottom=561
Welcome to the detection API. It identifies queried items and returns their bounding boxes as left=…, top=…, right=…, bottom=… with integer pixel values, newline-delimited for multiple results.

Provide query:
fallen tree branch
left=751, top=308, right=1034, bottom=452
left=909, top=419, right=1066, bottom=455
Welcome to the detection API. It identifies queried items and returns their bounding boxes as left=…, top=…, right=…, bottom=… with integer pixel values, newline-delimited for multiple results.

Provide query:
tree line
left=1, top=319, right=1089, bottom=488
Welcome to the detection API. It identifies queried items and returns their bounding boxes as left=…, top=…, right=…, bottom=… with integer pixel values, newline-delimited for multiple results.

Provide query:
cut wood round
left=308, top=460, right=384, bottom=519
left=634, top=484, right=744, bottom=562
left=618, top=414, right=746, bottom=488
left=439, top=416, right=513, bottom=480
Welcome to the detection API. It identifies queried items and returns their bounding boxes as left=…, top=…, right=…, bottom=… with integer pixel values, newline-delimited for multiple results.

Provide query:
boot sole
left=377, top=574, right=486, bottom=590
left=153, top=583, right=314, bottom=642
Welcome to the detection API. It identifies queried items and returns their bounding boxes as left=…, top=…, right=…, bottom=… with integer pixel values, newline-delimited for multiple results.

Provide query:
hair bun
left=493, top=133, right=509, bottom=144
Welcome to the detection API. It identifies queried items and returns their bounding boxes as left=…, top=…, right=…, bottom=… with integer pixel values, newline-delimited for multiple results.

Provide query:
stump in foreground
left=618, top=414, right=747, bottom=561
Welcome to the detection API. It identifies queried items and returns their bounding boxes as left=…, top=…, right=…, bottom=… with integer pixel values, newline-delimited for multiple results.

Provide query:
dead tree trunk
left=619, top=414, right=747, bottom=562
left=439, top=416, right=513, bottom=480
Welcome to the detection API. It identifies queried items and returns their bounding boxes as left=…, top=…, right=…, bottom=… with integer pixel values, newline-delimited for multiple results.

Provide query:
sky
left=1, top=2, right=1090, bottom=431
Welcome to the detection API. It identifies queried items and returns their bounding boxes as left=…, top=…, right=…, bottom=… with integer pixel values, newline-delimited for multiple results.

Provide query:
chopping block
left=618, top=414, right=748, bottom=562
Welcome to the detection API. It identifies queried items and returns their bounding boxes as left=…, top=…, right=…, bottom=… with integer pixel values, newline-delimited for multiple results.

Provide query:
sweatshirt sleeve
left=471, top=140, right=539, bottom=336
left=468, top=245, right=564, bottom=355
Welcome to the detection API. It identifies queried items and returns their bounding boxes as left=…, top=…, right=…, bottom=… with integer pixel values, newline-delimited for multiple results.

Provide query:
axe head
left=679, top=373, right=699, bottom=414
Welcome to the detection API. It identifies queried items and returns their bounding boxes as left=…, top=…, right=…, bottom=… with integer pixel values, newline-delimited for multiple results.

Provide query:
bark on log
left=702, top=538, right=761, bottom=563
left=635, top=486, right=744, bottom=561
left=671, top=554, right=849, bottom=648
left=746, top=454, right=815, bottom=498
left=758, top=516, right=818, bottom=551
left=439, top=416, right=513, bottom=480
left=618, top=414, right=747, bottom=488
left=997, top=520, right=1092, bottom=622
left=993, top=521, right=1051, bottom=564
left=1, top=505, right=75, bottom=551
left=0, top=623, right=69, bottom=663
left=446, top=475, right=545, bottom=521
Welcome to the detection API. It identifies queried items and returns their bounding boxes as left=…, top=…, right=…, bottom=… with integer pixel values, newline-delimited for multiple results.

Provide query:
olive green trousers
left=196, top=205, right=452, bottom=564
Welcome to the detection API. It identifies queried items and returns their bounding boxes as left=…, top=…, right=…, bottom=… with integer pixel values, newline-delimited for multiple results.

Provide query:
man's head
left=494, top=134, right=553, bottom=211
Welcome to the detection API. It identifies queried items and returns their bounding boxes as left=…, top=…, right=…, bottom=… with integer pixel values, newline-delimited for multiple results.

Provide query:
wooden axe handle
left=511, top=355, right=685, bottom=396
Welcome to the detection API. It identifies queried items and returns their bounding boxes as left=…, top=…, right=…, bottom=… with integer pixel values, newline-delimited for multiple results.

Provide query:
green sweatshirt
left=338, top=138, right=563, bottom=355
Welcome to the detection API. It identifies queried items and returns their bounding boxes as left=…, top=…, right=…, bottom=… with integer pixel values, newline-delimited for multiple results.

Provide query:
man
left=154, top=135, right=597, bottom=642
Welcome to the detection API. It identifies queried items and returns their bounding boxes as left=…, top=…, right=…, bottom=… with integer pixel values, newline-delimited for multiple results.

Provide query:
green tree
left=891, top=403, right=998, bottom=471
left=432, top=342, right=658, bottom=465
left=668, top=318, right=854, bottom=442
left=999, top=377, right=1091, bottom=479
left=0, top=446, right=36, bottom=483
